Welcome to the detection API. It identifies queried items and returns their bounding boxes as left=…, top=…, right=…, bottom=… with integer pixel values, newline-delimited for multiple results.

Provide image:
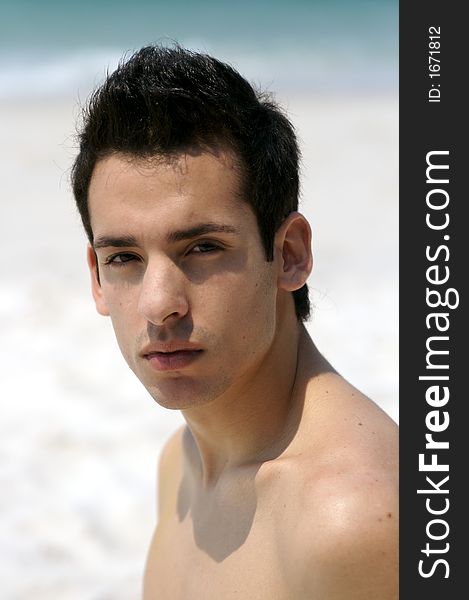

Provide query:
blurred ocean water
left=0, top=0, right=397, bottom=99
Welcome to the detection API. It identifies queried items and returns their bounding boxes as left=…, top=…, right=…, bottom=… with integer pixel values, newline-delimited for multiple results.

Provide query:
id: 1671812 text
left=428, top=26, right=441, bottom=103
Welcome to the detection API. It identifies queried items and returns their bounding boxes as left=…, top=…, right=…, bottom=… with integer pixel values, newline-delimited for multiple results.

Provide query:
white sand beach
left=0, top=94, right=397, bottom=599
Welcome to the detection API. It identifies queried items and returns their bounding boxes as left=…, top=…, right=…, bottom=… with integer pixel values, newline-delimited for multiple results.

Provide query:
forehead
left=87, top=151, right=254, bottom=240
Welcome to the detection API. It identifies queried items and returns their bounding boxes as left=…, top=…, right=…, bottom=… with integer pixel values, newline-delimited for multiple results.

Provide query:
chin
left=143, top=374, right=232, bottom=411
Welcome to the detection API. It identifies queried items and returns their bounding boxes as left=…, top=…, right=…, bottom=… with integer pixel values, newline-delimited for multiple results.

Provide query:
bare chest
left=144, top=502, right=302, bottom=600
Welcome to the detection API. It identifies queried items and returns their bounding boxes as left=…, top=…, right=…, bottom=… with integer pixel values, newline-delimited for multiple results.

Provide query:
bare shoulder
left=295, top=467, right=398, bottom=600
left=279, top=453, right=398, bottom=598
left=156, top=424, right=186, bottom=519
left=284, top=377, right=398, bottom=598
left=262, top=466, right=398, bottom=600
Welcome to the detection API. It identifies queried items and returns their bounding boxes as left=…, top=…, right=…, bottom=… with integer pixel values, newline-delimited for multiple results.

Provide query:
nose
left=137, top=258, right=189, bottom=325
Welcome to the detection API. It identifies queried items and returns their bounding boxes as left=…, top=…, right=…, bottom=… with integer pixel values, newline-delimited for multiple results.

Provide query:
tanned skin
left=87, top=150, right=398, bottom=600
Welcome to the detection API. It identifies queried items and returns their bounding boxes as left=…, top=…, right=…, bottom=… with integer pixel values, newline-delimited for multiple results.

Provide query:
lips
left=141, top=343, right=203, bottom=372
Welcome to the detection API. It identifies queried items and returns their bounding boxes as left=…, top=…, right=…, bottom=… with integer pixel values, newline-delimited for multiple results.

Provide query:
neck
left=181, top=320, right=327, bottom=487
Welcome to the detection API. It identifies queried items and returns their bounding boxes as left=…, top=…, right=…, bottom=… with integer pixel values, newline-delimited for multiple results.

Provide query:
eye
left=189, top=242, right=222, bottom=254
left=104, top=252, right=139, bottom=266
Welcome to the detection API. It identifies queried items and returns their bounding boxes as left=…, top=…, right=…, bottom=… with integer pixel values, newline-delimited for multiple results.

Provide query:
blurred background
left=0, top=1, right=398, bottom=598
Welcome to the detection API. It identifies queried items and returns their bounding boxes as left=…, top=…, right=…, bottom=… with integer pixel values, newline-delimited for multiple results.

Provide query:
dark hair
left=71, top=44, right=310, bottom=320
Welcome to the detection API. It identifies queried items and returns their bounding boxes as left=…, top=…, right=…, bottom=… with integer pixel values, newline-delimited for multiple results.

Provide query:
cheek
left=105, top=292, right=135, bottom=325
left=203, top=268, right=277, bottom=347
left=102, top=288, right=140, bottom=356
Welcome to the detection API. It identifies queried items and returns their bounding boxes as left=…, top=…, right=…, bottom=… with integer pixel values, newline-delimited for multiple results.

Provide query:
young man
left=72, top=45, right=398, bottom=599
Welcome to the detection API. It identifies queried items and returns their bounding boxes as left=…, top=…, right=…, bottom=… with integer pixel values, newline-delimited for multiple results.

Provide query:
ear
left=87, top=245, right=110, bottom=316
left=274, top=212, right=313, bottom=291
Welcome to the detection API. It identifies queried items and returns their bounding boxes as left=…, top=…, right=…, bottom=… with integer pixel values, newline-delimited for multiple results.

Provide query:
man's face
left=87, top=151, right=280, bottom=410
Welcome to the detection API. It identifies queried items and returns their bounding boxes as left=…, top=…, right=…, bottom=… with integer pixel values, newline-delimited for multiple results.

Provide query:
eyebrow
left=166, top=223, right=239, bottom=243
left=93, top=235, right=138, bottom=249
left=93, top=223, right=239, bottom=249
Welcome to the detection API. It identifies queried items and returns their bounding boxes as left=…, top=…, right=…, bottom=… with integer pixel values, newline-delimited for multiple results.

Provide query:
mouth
left=143, top=348, right=204, bottom=372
